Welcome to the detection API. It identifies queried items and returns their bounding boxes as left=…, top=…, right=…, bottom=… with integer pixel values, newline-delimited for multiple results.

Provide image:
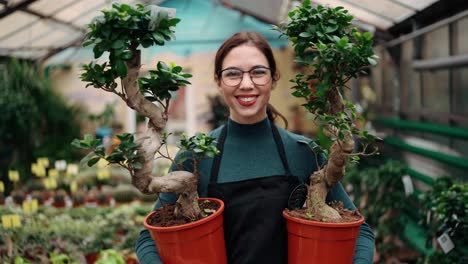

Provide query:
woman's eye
left=251, top=68, right=268, bottom=76
left=224, top=70, right=242, bottom=78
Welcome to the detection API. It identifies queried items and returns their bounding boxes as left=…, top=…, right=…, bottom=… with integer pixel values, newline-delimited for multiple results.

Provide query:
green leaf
left=114, top=59, right=127, bottom=77
left=112, top=40, right=125, bottom=49
left=299, top=32, right=312, bottom=38
left=88, top=156, right=101, bottom=167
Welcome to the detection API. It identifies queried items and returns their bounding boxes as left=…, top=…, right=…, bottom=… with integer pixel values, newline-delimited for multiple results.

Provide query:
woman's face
left=217, top=44, right=276, bottom=124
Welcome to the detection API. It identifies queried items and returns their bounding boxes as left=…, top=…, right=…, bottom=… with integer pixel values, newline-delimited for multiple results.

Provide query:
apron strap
left=210, top=124, right=228, bottom=183
left=271, top=123, right=292, bottom=177
left=210, top=121, right=292, bottom=183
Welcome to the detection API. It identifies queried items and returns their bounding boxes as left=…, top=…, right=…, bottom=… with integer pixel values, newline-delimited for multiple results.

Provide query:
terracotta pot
left=283, top=210, right=364, bottom=264
left=85, top=252, right=99, bottom=264
left=144, top=198, right=227, bottom=264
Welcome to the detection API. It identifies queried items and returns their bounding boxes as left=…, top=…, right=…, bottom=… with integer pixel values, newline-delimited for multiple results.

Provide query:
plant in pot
left=11, top=190, right=26, bottom=205
left=30, top=190, right=45, bottom=205
left=72, top=190, right=86, bottom=207
left=52, top=189, right=68, bottom=208
left=72, top=3, right=226, bottom=263
left=420, top=178, right=468, bottom=264
left=276, top=1, right=379, bottom=263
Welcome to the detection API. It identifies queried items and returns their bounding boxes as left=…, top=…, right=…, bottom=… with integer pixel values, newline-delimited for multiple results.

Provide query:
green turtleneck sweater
left=135, top=118, right=374, bottom=264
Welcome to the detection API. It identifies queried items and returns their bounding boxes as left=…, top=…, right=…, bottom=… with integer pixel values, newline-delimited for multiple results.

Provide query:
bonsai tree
left=277, top=1, right=379, bottom=221
left=72, top=3, right=218, bottom=220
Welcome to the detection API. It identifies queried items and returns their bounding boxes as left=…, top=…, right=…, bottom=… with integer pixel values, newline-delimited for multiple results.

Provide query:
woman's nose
left=239, top=72, right=254, bottom=88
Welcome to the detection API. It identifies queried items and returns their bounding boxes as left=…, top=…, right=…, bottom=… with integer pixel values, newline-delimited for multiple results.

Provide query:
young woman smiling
left=136, top=32, right=375, bottom=264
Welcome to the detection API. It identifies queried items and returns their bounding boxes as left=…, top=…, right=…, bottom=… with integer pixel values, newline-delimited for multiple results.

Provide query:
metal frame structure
left=0, top=0, right=443, bottom=62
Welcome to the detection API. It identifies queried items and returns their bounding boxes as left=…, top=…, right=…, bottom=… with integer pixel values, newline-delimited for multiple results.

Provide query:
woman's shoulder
left=276, top=125, right=319, bottom=148
left=207, top=124, right=225, bottom=138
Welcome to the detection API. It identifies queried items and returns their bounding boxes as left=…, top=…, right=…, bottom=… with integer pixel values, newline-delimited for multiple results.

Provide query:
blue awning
left=145, top=0, right=288, bottom=57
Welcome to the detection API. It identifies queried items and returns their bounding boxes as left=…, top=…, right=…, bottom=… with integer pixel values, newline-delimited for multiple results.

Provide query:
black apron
left=208, top=123, right=300, bottom=264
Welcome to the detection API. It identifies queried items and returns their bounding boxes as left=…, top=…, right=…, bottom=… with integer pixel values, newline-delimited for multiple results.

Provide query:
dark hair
left=214, top=31, right=288, bottom=128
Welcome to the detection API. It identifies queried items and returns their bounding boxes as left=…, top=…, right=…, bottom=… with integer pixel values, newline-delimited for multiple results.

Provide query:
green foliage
left=0, top=59, right=82, bottom=188
left=139, top=61, right=192, bottom=106
left=177, top=133, right=220, bottom=164
left=420, top=179, right=468, bottom=263
left=0, top=203, right=151, bottom=262
left=343, top=161, right=409, bottom=255
left=96, top=249, right=125, bottom=264
left=276, top=2, right=379, bottom=153
left=72, top=133, right=144, bottom=171
left=80, top=3, right=180, bottom=90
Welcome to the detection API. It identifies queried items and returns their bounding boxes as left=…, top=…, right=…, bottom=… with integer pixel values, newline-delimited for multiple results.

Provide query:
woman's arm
left=326, top=182, right=375, bottom=264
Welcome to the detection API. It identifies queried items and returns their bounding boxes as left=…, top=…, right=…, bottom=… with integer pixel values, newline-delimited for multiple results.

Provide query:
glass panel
left=453, top=17, right=468, bottom=116
left=371, top=49, right=383, bottom=105
left=401, top=0, right=439, bottom=11
left=421, top=70, right=449, bottom=112
left=55, top=0, right=105, bottom=22
left=0, top=11, right=38, bottom=40
left=313, top=0, right=393, bottom=29
left=382, top=49, right=397, bottom=110
left=400, top=40, right=421, bottom=112
left=423, top=26, right=449, bottom=59
left=350, top=0, right=414, bottom=22
left=0, top=20, right=53, bottom=48
left=29, top=0, right=77, bottom=16
left=421, top=26, right=449, bottom=113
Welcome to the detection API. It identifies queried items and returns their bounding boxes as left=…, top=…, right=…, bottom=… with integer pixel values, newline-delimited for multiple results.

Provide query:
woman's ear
left=214, top=75, right=222, bottom=89
left=273, top=71, right=280, bottom=82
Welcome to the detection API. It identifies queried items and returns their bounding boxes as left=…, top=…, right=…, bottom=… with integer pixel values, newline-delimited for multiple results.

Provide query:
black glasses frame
left=218, top=66, right=273, bottom=87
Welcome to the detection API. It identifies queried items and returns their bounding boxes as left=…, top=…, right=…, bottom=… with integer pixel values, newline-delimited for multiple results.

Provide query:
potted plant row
left=74, top=3, right=226, bottom=263
left=276, top=1, right=379, bottom=263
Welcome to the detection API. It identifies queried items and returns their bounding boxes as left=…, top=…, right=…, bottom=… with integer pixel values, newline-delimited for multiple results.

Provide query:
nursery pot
left=283, top=210, right=364, bottom=264
left=144, top=198, right=227, bottom=264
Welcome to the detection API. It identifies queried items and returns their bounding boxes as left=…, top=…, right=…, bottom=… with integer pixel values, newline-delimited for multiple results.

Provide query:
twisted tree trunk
left=306, top=86, right=354, bottom=220
left=119, top=45, right=201, bottom=220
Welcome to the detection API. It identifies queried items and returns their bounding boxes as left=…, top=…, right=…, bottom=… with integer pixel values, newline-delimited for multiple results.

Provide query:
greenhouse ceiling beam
left=0, top=0, right=38, bottom=19
left=22, top=8, right=85, bottom=33
left=333, top=0, right=396, bottom=23
left=38, top=36, right=85, bottom=63
left=386, top=0, right=418, bottom=12
left=0, top=0, right=82, bottom=42
left=219, top=0, right=277, bottom=25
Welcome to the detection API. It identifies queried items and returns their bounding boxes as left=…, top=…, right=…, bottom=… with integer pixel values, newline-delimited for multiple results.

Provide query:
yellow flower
left=2, top=214, right=21, bottom=229
left=8, top=170, right=19, bottom=182
left=48, top=169, right=59, bottom=178
left=97, top=169, right=110, bottom=180
left=37, top=157, right=50, bottom=168
left=66, top=164, right=79, bottom=175
left=70, top=181, right=78, bottom=193
left=23, top=200, right=39, bottom=214
left=0, top=181, right=4, bottom=193
left=36, top=166, right=46, bottom=177
left=31, top=163, right=38, bottom=174
left=44, top=178, right=57, bottom=190
left=31, top=199, right=38, bottom=212
left=11, top=215, right=21, bottom=228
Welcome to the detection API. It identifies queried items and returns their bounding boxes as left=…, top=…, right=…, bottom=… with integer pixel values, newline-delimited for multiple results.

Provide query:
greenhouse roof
left=0, top=0, right=441, bottom=62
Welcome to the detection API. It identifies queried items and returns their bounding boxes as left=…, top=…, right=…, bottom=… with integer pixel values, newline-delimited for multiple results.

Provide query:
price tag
left=401, top=175, right=414, bottom=196
left=437, top=232, right=455, bottom=254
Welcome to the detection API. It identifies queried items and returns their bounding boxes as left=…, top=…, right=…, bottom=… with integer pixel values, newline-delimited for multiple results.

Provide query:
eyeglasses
left=218, top=66, right=272, bottom=87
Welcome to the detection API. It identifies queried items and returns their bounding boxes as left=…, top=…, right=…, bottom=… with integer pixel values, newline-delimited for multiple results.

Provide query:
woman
left=135, top=32, right=375, bottom=264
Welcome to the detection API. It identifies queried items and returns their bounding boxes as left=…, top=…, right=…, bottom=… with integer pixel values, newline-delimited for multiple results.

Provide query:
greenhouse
left=0, top=0, right=467, bottom=263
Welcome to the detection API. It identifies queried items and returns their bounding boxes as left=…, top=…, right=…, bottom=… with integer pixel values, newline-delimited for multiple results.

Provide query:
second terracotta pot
left=283, top=210, right=364, bottom=264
